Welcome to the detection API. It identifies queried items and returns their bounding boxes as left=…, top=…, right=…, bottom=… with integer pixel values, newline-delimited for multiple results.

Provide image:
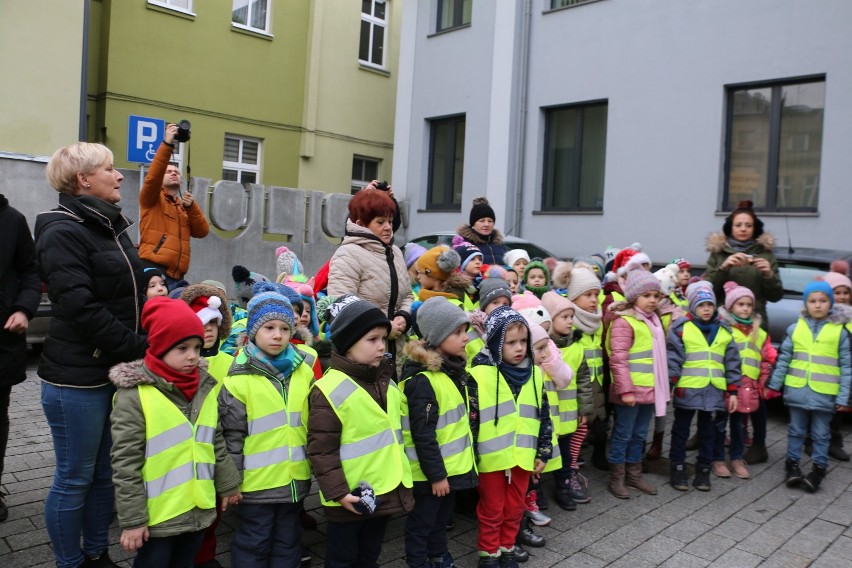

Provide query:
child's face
left=806, top=292, right=831, bottom=320
left=408, top=265, right=419, bottom=285
left=501, top=323, right=529, bottom=365
left=300, top=308, right=310, bottom=327
left=730, top=297, right=754, bottom=320
left=504, top=272, right=519, bottom=293
left=162, top=338, right=202, bottom=374
left=417, top=271, right=442, bottom=292
left=464, top=256, right=483, bottom=276
left=573, top=289, right=600, bottom=314
left=532, top=338, right=549, bottom=366
left=551, top=309, right=574, bottom=337
left=484, top=296, right=510, bottom=315
left=254, top=320, right=292, bottom=357
left=676, top=268, right=691, bottom=287
left=438, top=323, right=469, bottom=358
left=834, top=286, right=851, bottom=306
left=146, top=276, right=168, bottom=299
left=202, top=321, right=219, bottom=349
left=634, top=291, right=662, bottom=313
left=692, top=301, right=715, bottom=322
left=512, top=258, right=528, bottom=275
left=346, top=326, right=388, bottom=367
left=526, top=268, right=547, bottom=288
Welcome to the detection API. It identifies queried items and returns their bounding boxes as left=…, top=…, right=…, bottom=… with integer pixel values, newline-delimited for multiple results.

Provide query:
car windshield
left=778, top=264, right=826, bottom=295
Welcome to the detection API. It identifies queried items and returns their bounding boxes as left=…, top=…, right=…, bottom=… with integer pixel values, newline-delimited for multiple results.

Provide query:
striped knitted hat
left=247, top=282, right=295, bottom=341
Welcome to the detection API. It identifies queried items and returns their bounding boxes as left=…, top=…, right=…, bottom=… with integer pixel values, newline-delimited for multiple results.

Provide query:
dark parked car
left=406, top=231, right=559, bottom=261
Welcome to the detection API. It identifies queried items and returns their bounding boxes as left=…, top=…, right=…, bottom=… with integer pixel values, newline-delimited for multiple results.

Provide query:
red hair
left=348, top=189, right=395, bottom=225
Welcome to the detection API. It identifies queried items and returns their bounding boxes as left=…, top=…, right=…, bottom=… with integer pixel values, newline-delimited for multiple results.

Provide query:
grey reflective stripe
left=551, top=441, right=561, bottom=459
left=682, top=369, right=724, bottom=379
left=480, top=400, right=516, bottom=423
left=328, top=379, right=358, bottom=408
left=146, top=423, right=193, bottom=458
left=543, top=380, right=557, bottom=393
left=557, top=389, right=576, bottom=402
left=788, top=368, right=808, bottom=379
left=301, top=352, right=316, bottom=369
left=340, top=428, right=396, bottom=461
left=585, top=348, right=602, bottom=358
left=741, top=356, right=760, bottom=368
left=628, top=363, right=654, bottom=373
left=560, top=409, right=578, bottom=423
left=195, top=425, right=216, bottom=445
left=628, top=349, right=653, bottom=360
left=395, top=429, right=403, bottom=444
left=248, top=410, right=287, bottom=436
left=736, top=341, right=747, bottom=351
left=518, top=404, right=539, bottom=419
left=812, top=355, right=838, bottom=366
left=401, top=415, right=411, bottom=430
left=468, top=330, right=480, bottom=341
left=196, top=462, right=215, bottom=480
left=440, top=434, right=471, bottom=459
left=549, top=404, right=559, bottom=419
left=405, top=446, right=418, bottom=461
left=289, top=412, right=303, bottom=428
left=478, top=432, right=515, bottom=455
left=812, top=373, right=840, bottom=384
left=244, top=445, right=289, bottom=470
left=516, top=434, right=538, bottom=449
left=436, top=402, right=467, bottom=430
left=684, top=352, right=724, bottom=363
left=146, top=461, right=194, bottom=499
left=290, top=445, right=307, bottom=462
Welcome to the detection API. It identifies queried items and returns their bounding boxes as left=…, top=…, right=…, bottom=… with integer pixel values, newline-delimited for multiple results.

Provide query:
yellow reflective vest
left=400, top=370, right=476, bottom=481
left=314, top=369, right=413, bottom=505
left=470, top=365, right=544, bottom=473
left=785, top=320, right=842, bottom=396
left=138, top=383, right=219, bottom=527
left=578, top=327, right=604, bottom=386
left=732, top=327, right=767, bottom=381
left=549, top=343, right=583, bottom=436
left=222, top=351, right=314, bottom=494
left=606, top=315, right=655, bottom=388
left=679, top=321, right=732, bottom=391
left=205, top=350, right=234, bottom=382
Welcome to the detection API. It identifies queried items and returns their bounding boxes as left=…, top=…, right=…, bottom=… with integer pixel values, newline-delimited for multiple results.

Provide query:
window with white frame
left=351, top=156, right=381, bottom=194
left=360, top=0, right=387, bottom=68
left=232, top=0, right=270, bottom=34
left=222, top=136, right=261, bottom=184
left=148, top=0, right=193, bottom=13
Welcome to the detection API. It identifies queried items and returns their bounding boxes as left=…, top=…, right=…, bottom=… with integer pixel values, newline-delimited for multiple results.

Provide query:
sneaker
left=523, top=491, right=552, bottom=527
left=670, top=462, right=689, bottom=491
left=694, top=466, right=712, bottom=491
left=730, top=459, right=750, bottom=479
left=555, top=487, right=576, bottom=511
left=801, top=464, right=827, bottom=492
left=567, top=470, right=591, bottom=504
left=711, top=461, right=731, bottom=478
left=576, top=456, right=586, bottom=467
left=784, top=459, right=803, bottom=488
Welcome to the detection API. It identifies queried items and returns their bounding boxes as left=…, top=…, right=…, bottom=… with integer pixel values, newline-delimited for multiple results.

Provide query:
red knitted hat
left=142, top=297, right=204, bottom=358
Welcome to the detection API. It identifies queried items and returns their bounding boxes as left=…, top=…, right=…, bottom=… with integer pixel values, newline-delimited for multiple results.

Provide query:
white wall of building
left=394, top=0, right=852, bottom=264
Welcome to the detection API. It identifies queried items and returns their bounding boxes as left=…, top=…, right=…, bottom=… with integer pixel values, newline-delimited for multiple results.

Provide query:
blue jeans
left=609, top=403, right=654, bottom=464
left=41, top=382, right=115, bottom=568
left=787, top=407, right=833, bottom=467
left=231, top=502, right=303, bottom=568
left=729, top=413, right=746, bottom=460
left=133, top=530, right=205, bottom=568
left=670, top=408, right=726, bottom=467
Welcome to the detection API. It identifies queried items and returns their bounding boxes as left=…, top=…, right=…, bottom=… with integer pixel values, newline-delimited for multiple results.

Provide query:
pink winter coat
left=607, top=312, right=657, bottom=405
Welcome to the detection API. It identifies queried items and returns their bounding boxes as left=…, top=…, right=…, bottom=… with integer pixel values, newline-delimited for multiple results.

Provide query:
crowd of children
left=112, top=199, right=852, bottom=568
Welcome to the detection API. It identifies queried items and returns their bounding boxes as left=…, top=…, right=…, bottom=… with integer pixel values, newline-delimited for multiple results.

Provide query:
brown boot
left=645, top=431, right=664, bottom=461
left=625, top=462, right=658, bottom=495
left=608, top=463, right=630, bottom=499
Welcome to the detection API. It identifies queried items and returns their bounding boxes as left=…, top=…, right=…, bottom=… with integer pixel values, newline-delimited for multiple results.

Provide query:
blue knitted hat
left=247, top=282, right=295, bottom=341
left=803, top=280, right=834, bottom=306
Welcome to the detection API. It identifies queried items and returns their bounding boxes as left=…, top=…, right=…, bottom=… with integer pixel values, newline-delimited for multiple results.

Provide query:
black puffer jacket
left=34, top=194, right=147, bottom=386
left=0, top=195, right=41, bottom=387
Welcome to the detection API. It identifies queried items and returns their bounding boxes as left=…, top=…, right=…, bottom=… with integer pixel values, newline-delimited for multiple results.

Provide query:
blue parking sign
left=127, top=115, right=166, bottom=164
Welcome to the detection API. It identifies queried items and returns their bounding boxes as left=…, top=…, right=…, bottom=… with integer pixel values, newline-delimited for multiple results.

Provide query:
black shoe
left=511, top=545, right=529, bottom=563
left=829, top=443, right=850, bottom=462
left=576, top=456, right=586, bottom=467
left=83, top=553, right=120, bottom=568
left=555, top=488, right=576, bottom=511
left=0, top=492, right=7, bottom=522
left=517, top=523, right=545, bottom=548
left=535, top=489, right=549, bottom=511
left=499, top=548, right=520, bottom=568
left=670, top=462, right=689, bottom=491
left=478, top=555, right=500, bottom=568
left=743, top=443, right=768, bottom=465
left=429, top=552, right=456, bottom=568
left=693, top=466, right=711, bottom=492
left=801, top=464, right=827, bottom=492
left=785, top=459, right=803, bottom=488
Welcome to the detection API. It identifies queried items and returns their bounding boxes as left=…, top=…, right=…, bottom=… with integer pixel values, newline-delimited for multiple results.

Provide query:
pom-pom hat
left=622, top=267, right=662, bottom=303
left=452, top=235, right=483, bottom=271
left=469, top=197, right=496, bottom=226
left=723, top=281, right=755, bottom=311
left=416, top=245, right=461, bottom=282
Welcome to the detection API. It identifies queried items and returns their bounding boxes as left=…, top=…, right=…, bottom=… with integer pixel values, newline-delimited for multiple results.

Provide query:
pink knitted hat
left=723, top=281, right=755, bottom=310
left=823, top=272, right=852, bottom=293
left=541, top=291, right=576, bottom=320
left=622, top=267, right=662, bottom=303
left=527, top=321, right=550, bottom=346
left=512, top=291, right=552, bottom=327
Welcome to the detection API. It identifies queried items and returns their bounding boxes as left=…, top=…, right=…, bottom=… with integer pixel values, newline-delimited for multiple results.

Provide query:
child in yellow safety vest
left=109, top=297, right=241, bottom=568
left=767, top=281, right=852, bottom=492
left=307, top=295, right=414, bottom=567
left=667, top=281, right=741, bottom=492
left=400, top=296, right=478, bottom=568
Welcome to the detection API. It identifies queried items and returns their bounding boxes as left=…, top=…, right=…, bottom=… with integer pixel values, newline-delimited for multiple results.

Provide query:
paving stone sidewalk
left=2, top=362, right=852, bottom=567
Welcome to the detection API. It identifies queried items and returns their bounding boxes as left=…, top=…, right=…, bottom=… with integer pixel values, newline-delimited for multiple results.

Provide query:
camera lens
left=176, top=120, right=191, bottom=143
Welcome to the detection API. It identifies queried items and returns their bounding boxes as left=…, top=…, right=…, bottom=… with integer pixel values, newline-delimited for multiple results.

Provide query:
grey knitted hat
left=479, top=278, right=513, bottom=312
left=417, top=297, right=470, bottom=348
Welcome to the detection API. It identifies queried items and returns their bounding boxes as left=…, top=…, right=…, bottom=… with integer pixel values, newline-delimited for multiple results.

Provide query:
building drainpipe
left=79, top=0, right=90, bottom=142
left=511, top=0, right=533, bottom=238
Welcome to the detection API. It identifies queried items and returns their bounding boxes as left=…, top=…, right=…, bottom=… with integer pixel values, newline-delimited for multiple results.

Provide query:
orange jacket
left=138, top=142, right=209, bottom=279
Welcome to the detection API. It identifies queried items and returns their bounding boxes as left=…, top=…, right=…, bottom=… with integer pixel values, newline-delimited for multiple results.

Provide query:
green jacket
left=109, top=359, right=240, bottom=537
left=704, top=232, right=783, bottom=329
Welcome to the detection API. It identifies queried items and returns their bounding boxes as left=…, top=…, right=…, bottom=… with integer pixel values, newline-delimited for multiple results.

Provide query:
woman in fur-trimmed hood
left=704, top=200, right=783, bottom=329
left=456, top=197, right=507, bottom=265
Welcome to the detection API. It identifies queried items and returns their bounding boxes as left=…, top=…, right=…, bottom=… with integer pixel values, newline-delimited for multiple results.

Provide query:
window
left=222, top=136, right=261, bottom=184
left=360, top=0, right=387, bottom=68
left=148, top=0, right=193, bottom=12
left=232, top=0, right=270, bottom=34
left=724, top=77, right=825, bottom=211
left=541, top=102, right=608, bottom=211
left=427, top=115, right=465, bottom=210
left=437, top=0, right=471, bottom=32
left=351, top=156, right=380, bottom=194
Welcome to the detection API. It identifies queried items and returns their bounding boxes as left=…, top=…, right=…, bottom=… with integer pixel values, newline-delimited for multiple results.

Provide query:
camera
left=175, top=120, right=192, bottom=143
left=375, top=180, right=389, bottom=191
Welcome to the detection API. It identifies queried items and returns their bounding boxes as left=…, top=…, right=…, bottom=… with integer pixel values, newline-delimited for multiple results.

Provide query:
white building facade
left=393, top=0, right=852, bottom=264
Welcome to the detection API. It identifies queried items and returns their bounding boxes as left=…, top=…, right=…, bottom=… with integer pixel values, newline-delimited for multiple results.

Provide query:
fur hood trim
left=179, top=284, right=233, bottom=340
left=456, top=224, right=504, bottom=246
left=551, top=261, right=574, bottom=289
left=109, top=358, right=209, bottom=389
left=799, top=303, right=852, bottom=324
left=446, top=271, right=473, bottom=292
left=706, top=231, right=776, bottom=254
left=403, top=339, right=443, bottom=371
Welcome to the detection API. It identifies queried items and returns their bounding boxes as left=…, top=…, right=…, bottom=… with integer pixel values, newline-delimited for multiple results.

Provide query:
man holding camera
left=138, top=122, right=209, bottom=288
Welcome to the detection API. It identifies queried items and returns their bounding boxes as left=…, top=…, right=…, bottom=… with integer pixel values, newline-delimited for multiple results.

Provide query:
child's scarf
left=245, top=341, right=302, bottom=378
left=633, top=307, right=670, bottom=417
left=144, top=352, right=199, bottom=401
